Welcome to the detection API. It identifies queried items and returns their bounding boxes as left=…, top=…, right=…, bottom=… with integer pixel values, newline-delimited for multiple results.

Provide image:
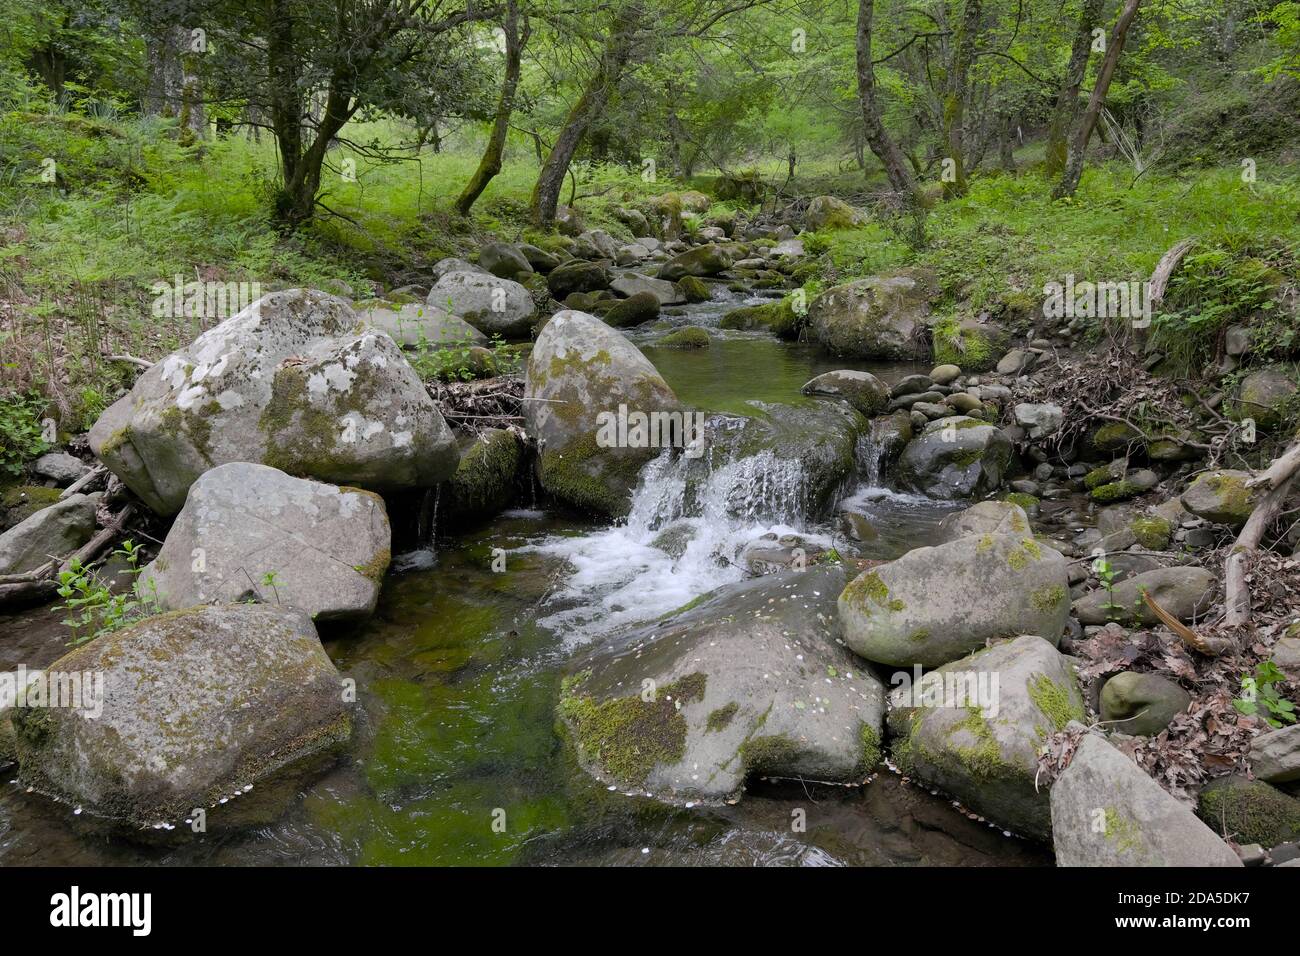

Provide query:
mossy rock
left=1180, top=469, right=1259, bottom=527
left=931, top=318, right=1006, bottom=373
left=602, top=291, right=661, bottom=329
left=719, top=298, right=802, bottom=340
left=1197, top=775, right=1300, bottom=848
left=0, top=484, right=63, bottom=530
left=676, top=275, right=711, bottom=303
left=657, top=326, right=710, bottom=349
left=1226, top=365, right=1299, bottom=431
left=443, top=428, right=524, bottom=526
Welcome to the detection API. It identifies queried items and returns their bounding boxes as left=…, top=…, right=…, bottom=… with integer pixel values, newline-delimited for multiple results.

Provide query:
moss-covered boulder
left=88, top=290, right=459, bottom=516
left=138, top=462, right=390, bottom=623
left=603, top=291, right=661, bottom=328
left=442, top=428, right=524, bottom=526
left=546, top=260, right=612, bottom=299
left=1227, top=365, right=1298, bottom=431
left=895, top=416, right=1012, bottom=498
left=719, top=298, right=801, bottom=339
left=559, top=566, right=885, bottom=804
left=657, top=244, right=733, bottom=281
left=888, top=635, right=1084, bottom=839
left=656, top=326, right=710, bottom=349
left=676, top=275, right=712, bottom=303
left=9, top=603, right=353, bottom=828
left=1197, top=775, right=1300, bottom=849
left=0, top=492, right=99, bottom=575
left=1052, top=733, right=1241, bottom=866
left=840, top=533, right=1069, bottom=668
left=1086, top=421, right=1145, bottom=455
left=809, top=269, right=932, bottom=359
left=426, top=270, right=536, bottom=338
left=801, top=369, right=889, bottom=416
left=804, top=195, right=865, bottom=231
left=931, top=317, right=1006, bottom=372
left=1180, top=469, right=1260, bottom=527
left=523, top=310, right=680, bottom=517
left=478, top=241, right=533, bottom=279
left=1099, top=672, right=1191, bottom=735
left=0, top=485, right=63, bottom=531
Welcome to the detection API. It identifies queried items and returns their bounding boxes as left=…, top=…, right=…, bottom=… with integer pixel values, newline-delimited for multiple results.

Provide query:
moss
left=1131, top=516, right=1172, bottom=550
left=705, top=702, right=738, bottom=733
left=558, top=671, right=707, bottom=787
left=1031, top=584, right=1067, bottom=613
left=1002, top=491, right=1039, bottom=511
left=1205, top=472, right=1253, bottom=517
left=657, top=326, right=710, bottom=349
left=1, top=484, right=62, bottom=527
left=949, top=447, right=986, bottom=468
left=739, top=734, right=800, bottom=772
left=1007, top=537, right=1042, bottom=571
left=1091, top=422, right=1143, bottom=452
left=159, top=403, right=214, bottom=463
left=931, top=316, right=1001, bottom=372
left=1083, top=465, right=1118, bottom=490
left=1090, top=479, right=1140, bottom=503
left=1028, top=672, right=1084, bottom=734
left=1197, top=777, right=1300, bottom=848
left=944, top=707, right=1006, bottom=781
left=537, top=430, right=646, bottom=518
left=1103, top=806, right=1145, bottom=856
left=445, top=430, right=522, bottom=522
left=352, top=546, right=391, bottom=583
left=907, top=628, right=932, bottom=643
left=842, top=570, right=904, bottom=613
left=718, top=298, right=801, bottom=339
left=855, top=723, right=882, bottom=775
left=676, top=276, right=710, bottom=303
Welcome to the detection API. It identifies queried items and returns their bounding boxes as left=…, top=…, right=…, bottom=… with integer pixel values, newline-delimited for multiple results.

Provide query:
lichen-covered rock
left=804, top=195, right=865, bottom=231
left=426, top=271, right=536, bottom=338
left=840, top=533, right=1070, bottom=667
left=657, top=244, right=732, bottom=281
left=809, top=270, right=931, bottom=359
left=1227, top=366, right=1298, bottom=431
left=9, top=603, right=353, bottom=828
left=801, top=370, right=889, bottom=417
left=559, top=566, right=885, bottom=804
left=1072, top=566, right=1216, bottom=625
left=936, top=500, right=1030, bottom=543
left=1051, top=732, right=1242, bottom=866
left=1180, top=469, right=1260, bottom=527
left=1197, top=775, right=1300, bottom=848
left=138, top=462, right=390, bottom=622
left=358, top=301, right=487, bottom=349
left=0, top=493, right=99, bottom=574
left=896, top=416, right=1012, bottom=498
left=442, top=428, right=524, bottom=526
left=523, top=310, right=680, bottom=517
left=888, top=635, right=1085, bottom=839
left=1099, top=672, right=1191, bottom=735
left=88, top=290, right=459, bottom=516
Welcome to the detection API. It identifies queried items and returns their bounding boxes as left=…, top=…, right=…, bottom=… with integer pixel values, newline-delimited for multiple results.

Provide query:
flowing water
left=0, top=290, right=1050, bottom=867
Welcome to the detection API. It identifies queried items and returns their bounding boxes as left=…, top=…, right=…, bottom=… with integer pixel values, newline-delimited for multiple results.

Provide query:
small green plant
left=1092, top=554, right=1123, bottom=620
left=261, top=569, right=283, bottom=604
left=56, top=540, right=160, bottom=646
left=1233, top=660, right=1298, bottom=728
left=0, top=390, right=52, bottom=477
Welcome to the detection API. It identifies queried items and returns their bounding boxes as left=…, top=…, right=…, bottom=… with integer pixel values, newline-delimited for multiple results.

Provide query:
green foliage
left=0, top=390, right=51, bottom=477
left=1234, top=660, right=1298, bottom=728
left=56, top=540, right=160, bottom=646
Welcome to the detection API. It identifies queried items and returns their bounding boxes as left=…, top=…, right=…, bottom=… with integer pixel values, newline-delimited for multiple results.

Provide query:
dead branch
left=104, top=353, right=154, bottom=370
left=1224, top=468, right=1298, bottom=629
left=1148, top=236, right=1197, bottom=311
left=59, top=463, right=107, bottom=499
left=0, top=503, right=137, bottom=607
left=1246, top=438, right=1300, bottom=490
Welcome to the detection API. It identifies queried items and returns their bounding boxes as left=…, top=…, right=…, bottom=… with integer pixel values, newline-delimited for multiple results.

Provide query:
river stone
left=1072, top=566, right=1216, bottom=625
left=888, top=635, right=1084, bottom=839
left=610, top=271, right=686, bottom=305
left=358, top=302, right=488, bottom=349
left=657, top=244, right=732, bottom=281
left=1250, top=724, right=1300, bottom=784
left=31, top=452, right=89, bottom=485
left=88, top=290, right=458, bottom=516
left=809, top=271, right=930, bottom=359
left=1180, top=469, right=1260, bottom=527
left=442, top=428, right=524, bottom=526
left=559, top=566, right=885, bottom=804
left=1197, top=775, right=1300, bottom=848
left=546, top=260, right=612, bottom=298
left=929, top=364, right=961, bottom=385
left=1099, top=672, right=1191, bottom=735
left=804, top=195, right=865, bottom=230
left=1051, top=732, right=1242, bottom=866
left=523, top=310, right=679, bottom=517
left=9, top=603, right=352, bottom=828
left=478, top=241, right=532, bottom=279
left=575, top=229, right=620, bottom=261
left=427, top=271, right=536, bottom=338
left=936, top=500, right=1030, bottom=543
left=895, top=416, right=1012, bottom=498
left=138, top=462, right=390, bottom=623
left=840, top=533, right=1070, bottom=668
left=801, top=370, right=889, bottom=416
left=430, top=257, right=485, bottom=281
left=518, top=243, right=560, bottom=273
left=1227, top=366, right=1298, bottom=431
left=603, top=291, right=660, bottom=328
left=1013, top=402, right=1064, bottom=440
left=0, top=493, right=99, bottom=574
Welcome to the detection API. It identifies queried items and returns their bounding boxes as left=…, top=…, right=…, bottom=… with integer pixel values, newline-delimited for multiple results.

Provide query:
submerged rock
left=1051, top=732, right=1242, bottom=866
left=888, top=635, right=1085, bottom=839
left=9, top=603, right=353, bottom=828
left=139, top=462, right=390, bottom=623
left=839, top=533, right=1070, bottom=667
left=558, top=566, right=885, bottom=804
left=0, top=493, right=99, bottom=574
left=808, top=270, right=931, bottom=360
left=895, top=416, right=1012, bottom=498
left=88, top=290, right=459, bottom=516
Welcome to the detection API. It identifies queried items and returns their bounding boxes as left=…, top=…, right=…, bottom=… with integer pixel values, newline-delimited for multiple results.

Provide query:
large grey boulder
left=138, top=462, right=390, bottom=623
left=9, top=603, right=353, bottom=828
left=936, top=500, right=1030, bottom=543
left=357, top=301, right=488, bottom=349
left=0, top=493, right=99, bottom=574
left=1013, top=402, right=1064, bottom=440
left=478, top=241, right=533, bottom=279
left=1051, top=732, right=1242, bottom=866
left=808, top=271, right=930, bottom=359
left=657, top=244, right=733, bottom=281
left=427, top=270, right=536, bottom=338
left=889, top=635, right=1085, bottom=839
left=88, top=290, right=459, bottom=516
left=801, top=370, right=889, bottom=417
left=896, top=416, right=1012, bottom=498
left=1249, top=724, right=1300, bottom=784
left=559, top=566, right=885, bottom=804
left=429, top=257, right=485, bottom=281
left=1072, top=566, right=1216, bottom=625
left=610, top=271, right=686, bottom=305
left=523, top=310, right=680, bottom=517
left=840, top=533, right=1070, bottom=667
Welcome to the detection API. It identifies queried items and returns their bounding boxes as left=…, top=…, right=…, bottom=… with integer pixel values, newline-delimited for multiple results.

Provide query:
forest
left=0, top=0, right=1299, bottom=876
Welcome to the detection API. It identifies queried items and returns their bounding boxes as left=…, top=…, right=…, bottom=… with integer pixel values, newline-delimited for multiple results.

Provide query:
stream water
left=0, top=289, right=1051, bottom=867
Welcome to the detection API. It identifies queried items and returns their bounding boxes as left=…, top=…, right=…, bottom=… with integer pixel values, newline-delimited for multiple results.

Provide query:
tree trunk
left=941, top=0, right=981, bottom=197
left=530, top=3, right=641, bottom=228
left=1044, top=0, right=1105, bottom=176
left=456, top=1, right=526, bottom=216
left=1054, top=0, right=1143, bottom=199
left=855, top=0, right=918, bottom=201
left=177, top=28, right=205, bottom=145
left=998, top=113, right=1017, bottom=171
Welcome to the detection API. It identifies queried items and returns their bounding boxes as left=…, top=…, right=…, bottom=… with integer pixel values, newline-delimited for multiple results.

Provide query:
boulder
left=610, top=271, right=686, bottom=305
left=429, top=257, right=485, bottom=281
left=676, top=275, right=712, bottom=303
left=31, top=452, right=89, bottom=485
left=0, top=492, right=99, bottom=574
left=1227, top=366, right=1298, bottom=431
left=936, top=500, right=1030, bottom=543
left=1013, top=402, right=1064, bottom=440
left=559, top=566, right=885, bottom=803
left=1180, top=470, right=1260, bottom=527
left=889, top=635, right=1085, bottom=839
left=613, top=207, right=650, bottom=235
left=1249, top=724, right=1300, bottom=785
left=478, top=242, right=533, bottom=279
left=1099, top=672, right=1191, bottom=735
left=840, top=533, right=1070, bottom=667
left=575, top=229, right=620, bottom=261
left=657, top=244, right=732, bottom=281
left=427, top=271, right=536, bottom=338
left=1072, top=566, right=1216, bottom=625
left=9, top=603, right=352, bottom=827
left=358, top=301, right=487, bottom=349
left=1197, top=775, right=1300, bottom=848
left=895, top=416, right=1012, bottom=498
left=809, top=271, right=931, bottom=359
left=1, top=485, right=62, bottom=531
left=546, top=260, right=611, bottom=298
left=930, top=364, right=961, bottom=385
left=603, top=291, right=661, bottom=328
left=804, top=195, right=865, bottom=230
left=518, top=243, right=561, bottom=273
left=523, top=311, right=679, bottom=517
left=88, top=290, right=459, bottom=515
left=801, top=370, right=890, bottom=417
left=719, top=299, right=800, bottom=339
left=1051, top=732, right=1242, bottom=866
left=138, top=462, right=390, bottom=622
left=442, top=428, right=524, bottom=527
left=656, top=327, right=710, bottom=349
